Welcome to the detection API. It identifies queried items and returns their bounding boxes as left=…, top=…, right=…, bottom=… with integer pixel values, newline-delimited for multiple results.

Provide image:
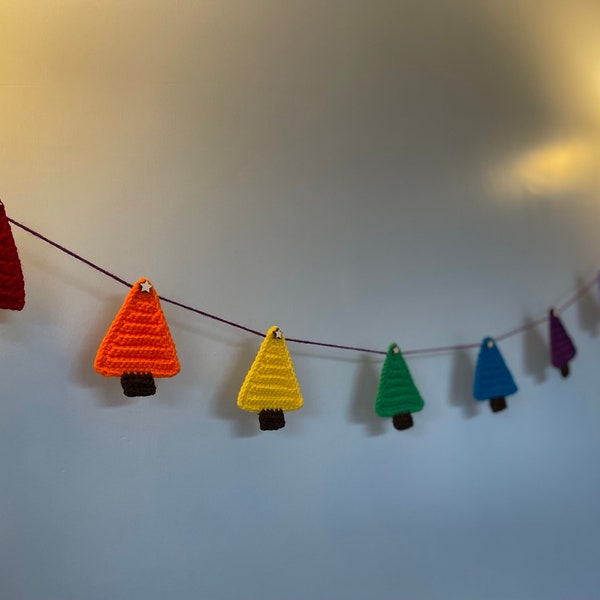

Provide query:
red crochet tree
left=0, top=201, right=25, bottom=310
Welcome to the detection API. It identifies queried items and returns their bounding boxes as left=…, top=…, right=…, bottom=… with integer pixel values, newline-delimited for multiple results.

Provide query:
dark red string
left=8, top=216, right=597, bottom=357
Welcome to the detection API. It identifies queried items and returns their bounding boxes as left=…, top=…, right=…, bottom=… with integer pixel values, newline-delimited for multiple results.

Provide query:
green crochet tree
left=375, top=344, right=425, bottom=430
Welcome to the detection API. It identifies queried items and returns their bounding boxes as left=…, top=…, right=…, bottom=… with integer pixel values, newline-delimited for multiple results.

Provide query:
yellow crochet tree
left=237, top=326, right=303, bottom=430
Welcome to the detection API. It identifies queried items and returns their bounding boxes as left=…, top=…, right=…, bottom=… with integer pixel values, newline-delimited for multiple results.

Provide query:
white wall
left=2, top=2, right=600, bottom=598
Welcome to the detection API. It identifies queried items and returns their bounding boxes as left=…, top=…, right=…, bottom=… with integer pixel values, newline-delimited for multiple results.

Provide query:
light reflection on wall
left=484, top=2, right=600, bottom=200
left=490, top=139, right=598, bottom=197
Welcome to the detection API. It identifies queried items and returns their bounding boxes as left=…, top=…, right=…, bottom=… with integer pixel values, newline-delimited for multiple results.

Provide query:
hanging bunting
left=0, top=201, right=25, bottom=310
left=5, top=214, right=600, bottom=363
left=94, top=278, right=180, bottom=396
left=375, top=344, right=425, bottom=430
left=549, top=308, right=577, bottom=377
left=4, top=211, right=600, bottom=428
left=473, top=337, right=517, bottom=412
left=237, top=326, right=303, bottom=430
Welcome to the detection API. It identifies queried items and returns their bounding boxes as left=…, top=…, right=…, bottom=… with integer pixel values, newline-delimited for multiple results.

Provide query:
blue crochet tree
left=473, top=337, right=517, bottom=412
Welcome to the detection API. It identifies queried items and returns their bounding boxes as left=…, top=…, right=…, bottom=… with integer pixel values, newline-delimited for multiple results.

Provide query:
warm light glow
left=482, top=2, right=600, bottom=201
left=514, top=140, right=594, bottom=194
left=490, top=139, right=598, bottom=198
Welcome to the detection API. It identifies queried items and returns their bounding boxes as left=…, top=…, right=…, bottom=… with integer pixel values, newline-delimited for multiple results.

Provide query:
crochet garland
left=1, top=202, right=591, bottom=431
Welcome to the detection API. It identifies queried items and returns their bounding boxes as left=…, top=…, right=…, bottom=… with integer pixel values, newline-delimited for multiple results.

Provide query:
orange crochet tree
left=95, top=278, right=180, bottom=396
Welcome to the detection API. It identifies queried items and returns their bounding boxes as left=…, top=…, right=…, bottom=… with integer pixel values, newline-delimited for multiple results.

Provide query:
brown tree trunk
left=560, top=363, right=570, bottom=378
left=121, top=373, right=157, bottom=397
left=490, top=396, right=507, bottom=412
left=259, top=409, right=285, bottom=430
left=393, top=412, right=413, bottom=430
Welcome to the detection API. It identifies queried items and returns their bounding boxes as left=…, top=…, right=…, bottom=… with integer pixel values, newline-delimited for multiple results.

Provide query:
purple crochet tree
left=549, top=309, right=576, bottom=377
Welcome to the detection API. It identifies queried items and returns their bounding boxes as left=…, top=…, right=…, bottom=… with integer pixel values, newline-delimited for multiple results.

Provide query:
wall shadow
left=522, top=316, right=548, bottom=384
left=448, top=349, right=480, bottom=418
left=576, top=276, right=600, bottom=337
left=210, top=339, right=260, bottom=438
left=67, top=293, right=136, bottom=407
left=347, top=355, right=386, bottom=436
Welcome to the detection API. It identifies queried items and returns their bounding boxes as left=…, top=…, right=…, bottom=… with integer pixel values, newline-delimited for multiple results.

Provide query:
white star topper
left=140, top=280, right=152, bottom=293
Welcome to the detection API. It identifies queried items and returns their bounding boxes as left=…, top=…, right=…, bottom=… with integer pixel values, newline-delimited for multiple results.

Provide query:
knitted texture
left=259, top=409, right=285, bottom=430
left=237, top=326, right=303, bottom=412
left=473, top=337, right=517, bottom=401
left=121, top=373, right=157, bottom=397
left=0, top=202, right=25, bottom=310
left=94, top=278, right=180, bottom=378
left=549, top=309, right=576, bottom=369
left=375, top=344, right=424, bottom=417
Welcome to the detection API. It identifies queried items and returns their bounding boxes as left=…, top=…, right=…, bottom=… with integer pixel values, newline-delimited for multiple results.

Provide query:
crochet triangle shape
left=473, top=337, right=517, bottom=401
left=95, top=278, right=180, bottom=378
left=0, top=202, right=25, bottom=310
left=375, top=344, right=424, bottom=417
left=237, top=326, right=303, bottom=412
left=549, top=309, right=576, bottom=369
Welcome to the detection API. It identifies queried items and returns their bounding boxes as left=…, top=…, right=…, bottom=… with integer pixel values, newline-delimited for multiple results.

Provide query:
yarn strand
left=8, top=216, right=596, bottom=358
